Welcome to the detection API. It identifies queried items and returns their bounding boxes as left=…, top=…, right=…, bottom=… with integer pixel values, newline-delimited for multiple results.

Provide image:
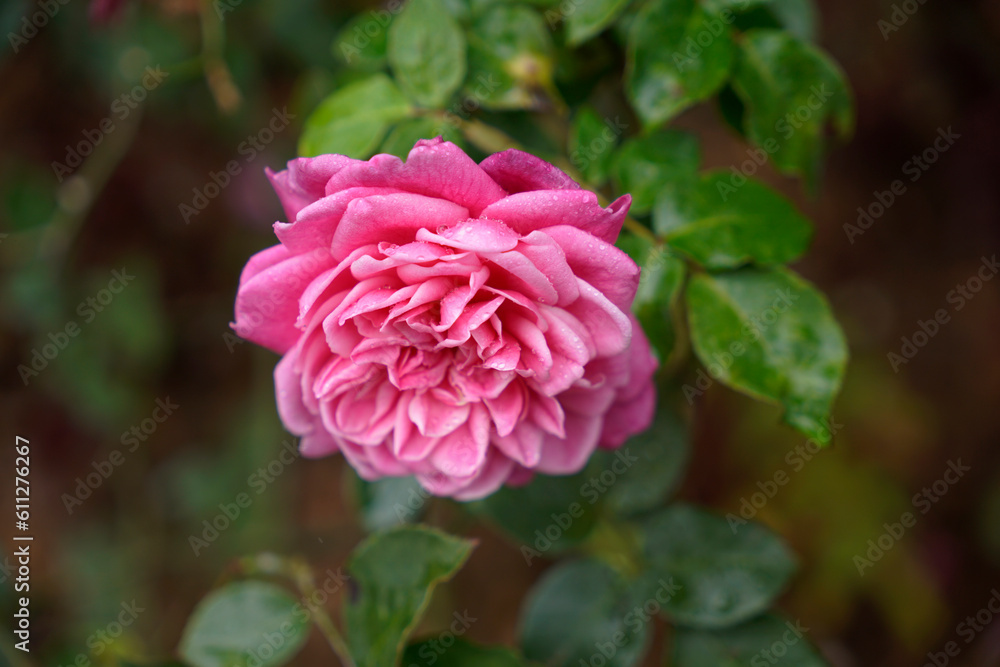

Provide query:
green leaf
left=626, top=0, right=735, bottom=128
left=354, top=475, right=428, bottom=532
left=612, top=129, right=699, bottom=215
left=566, top=0, right=633, bottom=46
left=178, top=581, right=310, bottom=667
left=404, top=638, right=528, bottom=666
left=465, top=5, right=555, bottom=111
left=654, top=171, right=812, bottom=269
left=684, top=267, right=847, bottom=441
left=519, top=559, right=650, bottom=666
left=640, top=504, right=797, bottom=628
left=389, top=0, right=467, bottom=107
left=673, top=613, right=827, bottom=666
left=617, top=234, right=686, bottom=361
left=333, top=11, right=391, bottom=69
left=299, top=74, right=413, bottom=158
left=701, top=0, right=817, bottom=41
left=344, top=525, right=475, bottom=667
left=597, top=404, right=689, bottom=516
left=730, top=29, right=852, bottom=184
left=380, top=117, right=464, bottom=159
left=569, top=106, right=622, bottom=184
left=470, top=471, right=599, bottom=560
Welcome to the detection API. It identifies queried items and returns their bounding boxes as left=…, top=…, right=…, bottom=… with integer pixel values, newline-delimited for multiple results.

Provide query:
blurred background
left=0, top=0, right=998, bottom=665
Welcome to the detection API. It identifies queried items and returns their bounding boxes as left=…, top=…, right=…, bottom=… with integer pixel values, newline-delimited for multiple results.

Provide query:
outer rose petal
left=267, top=154, right=357, bottom=221
left=479, top=191, right=630, bottom=244
left=479, top=149, right=581, bottom=193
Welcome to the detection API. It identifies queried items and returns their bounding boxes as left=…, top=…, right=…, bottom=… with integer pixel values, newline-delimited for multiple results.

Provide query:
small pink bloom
left=234, top=139, right=657, bottom=500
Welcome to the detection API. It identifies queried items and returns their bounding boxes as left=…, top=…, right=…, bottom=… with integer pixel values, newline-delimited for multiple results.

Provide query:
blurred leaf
left=673, top=613, right=827, bottom=665
left=465, top=5, right=555, bottom=111
left=653, top=171, right=812, bottom=269
left=299, top=74, right=413, bottom=158
left=730, top=29, right=852, bottom=184
left=640, top=504, right=797, bottom=628
left=404, top=638, right=528, bottom=666
left=626, top=0, right=735, bottom=128
left=470, top=470, right=600, bottom=559
left=179, top=581, right=309, bottom=667
left=345, top=526, right=475, bottom=667
left=354, top=475, right=428, bottom=532
left=618, top=234, right=687, bottom=361
left=684, top=268, right=848, bottom=442
left=389, top=0, right=467, bottom=107
left=519, top=559, right=650, bottom=666
left=2, top=166, right=55, bottom=232
left=333, top=11, right=391, bottom=68
left=612, top=129, right=700, bottom=215
left=566, top=0, right=633, bottom=46
left=701, top=0, right=817, bottom=41
left=597, top=405, right=689, bottom=516
left=569, top=106, right=620, bottom=184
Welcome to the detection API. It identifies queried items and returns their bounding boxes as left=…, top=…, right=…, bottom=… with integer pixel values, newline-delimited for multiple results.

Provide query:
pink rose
left=234, top=138, right=656, bottom=500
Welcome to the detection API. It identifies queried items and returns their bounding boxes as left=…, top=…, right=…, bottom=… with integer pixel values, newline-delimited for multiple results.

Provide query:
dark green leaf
left=404, top=638, right=528, bottom=666
left=597, top=404, right=688, bottom=516
left=701, top=0, right=817, bottom=41
left=299, top=74, right=413, bottom=158
left=618, top=233, right=687, bottom=361
left=626, top=0, right=735, bottom=127
left=566, top=0, right=633, bottom=46
left=640, top=504, right=797, bottom=628
left=612, top=130, right=699, bottom=215
left=654, top=171, right=812, bottom=269
left=569, top=106, right=622, bottom=184
left=520, top=559, right=650, bottom=666
left=684, top=267, right=847, bottom=441
left=344, top=525, right=475, bottom=667
left=730, top=29, right=852, bottom=184
left=470, top=471, right=599, bottom=561
left=178, top=581, right=310, bottom=667
left=465, top=5, right=555, bottom=111
left=673, top=613, right=827, bottom=666
left=389, top=0, right=467, bottom=107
